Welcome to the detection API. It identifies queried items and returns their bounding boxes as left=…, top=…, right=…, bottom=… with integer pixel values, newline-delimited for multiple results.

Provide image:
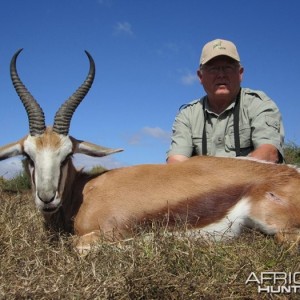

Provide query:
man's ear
left=239, top=66, right=244, bottom=81
left=197, top=69, right=203, bottom=83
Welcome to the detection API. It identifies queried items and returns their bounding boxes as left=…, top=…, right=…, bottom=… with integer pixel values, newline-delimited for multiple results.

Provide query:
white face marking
left=24, top=134, right=73, bottom=213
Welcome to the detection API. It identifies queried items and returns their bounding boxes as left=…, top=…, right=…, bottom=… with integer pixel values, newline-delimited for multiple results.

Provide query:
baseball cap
left=199, top=39, right=240, bottom=65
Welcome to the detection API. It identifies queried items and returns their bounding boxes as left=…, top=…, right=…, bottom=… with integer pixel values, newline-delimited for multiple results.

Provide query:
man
left=167, top=38, right=284, bottom=164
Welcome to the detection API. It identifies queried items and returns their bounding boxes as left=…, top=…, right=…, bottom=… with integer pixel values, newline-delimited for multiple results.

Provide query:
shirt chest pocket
left=225, top=125, right=252, bottom=151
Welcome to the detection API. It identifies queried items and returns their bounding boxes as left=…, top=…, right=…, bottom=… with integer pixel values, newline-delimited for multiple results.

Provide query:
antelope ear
left=0, top=141, right=24, bottom=160
left=71, top=137, right=123, bottom=157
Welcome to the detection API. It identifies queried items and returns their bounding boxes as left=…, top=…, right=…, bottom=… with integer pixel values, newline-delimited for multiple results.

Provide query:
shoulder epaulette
left=243, top=88, right=268, bottom=101
left=178, top=99, right=202, bottom=111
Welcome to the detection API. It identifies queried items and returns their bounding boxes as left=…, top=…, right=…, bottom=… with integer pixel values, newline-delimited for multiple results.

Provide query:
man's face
left=198, top=56, right=243, bottom=101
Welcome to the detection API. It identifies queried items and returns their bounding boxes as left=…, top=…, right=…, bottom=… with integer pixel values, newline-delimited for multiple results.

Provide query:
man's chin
left=215, top=85, right=230, bottom=91
left=215, top=89, right=231, bottom=96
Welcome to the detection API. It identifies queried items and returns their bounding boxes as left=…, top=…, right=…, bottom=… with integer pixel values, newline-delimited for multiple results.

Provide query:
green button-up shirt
left=167, top=87, right=284, bottom=159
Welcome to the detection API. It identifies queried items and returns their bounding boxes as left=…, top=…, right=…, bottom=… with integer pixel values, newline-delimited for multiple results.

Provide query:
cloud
left=142, top=127, right=171, bottom=140
left=156, top=42, right=179, bottom=57
left=114, top=22, right=134, bottom=36
left=127, top=133, right=142, bottom=145
left=73, top=153, right=125, bottom=170
left=180, top=71, right=198, bottom=85
left=127, top=127, right=171, bottom=145
left=0, top=156, right=23, bottom=179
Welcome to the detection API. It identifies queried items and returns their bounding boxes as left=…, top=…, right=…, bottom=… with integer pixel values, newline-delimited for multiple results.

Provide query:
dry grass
left=1, top=190, right=299, bottom=300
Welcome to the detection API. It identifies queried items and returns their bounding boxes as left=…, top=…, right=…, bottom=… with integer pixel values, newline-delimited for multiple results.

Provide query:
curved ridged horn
left=10, top=49, right=46, bottom=136
left=53, top=51, right=95, bottom=135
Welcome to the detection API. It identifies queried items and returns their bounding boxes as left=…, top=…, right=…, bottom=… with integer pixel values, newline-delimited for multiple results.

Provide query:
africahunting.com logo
left=245, top=272, right=300, bottom=294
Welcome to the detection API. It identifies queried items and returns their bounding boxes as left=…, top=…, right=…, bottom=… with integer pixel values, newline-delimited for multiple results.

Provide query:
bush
left=0, top=172, right=31, bottom=193
left=284, top=142, right=300, bottom=165
left=88, top=165, right=107, bottom=175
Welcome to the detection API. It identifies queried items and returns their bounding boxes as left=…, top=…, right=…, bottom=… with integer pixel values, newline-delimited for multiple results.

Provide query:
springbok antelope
left=1, top=49, right=300, bottom=252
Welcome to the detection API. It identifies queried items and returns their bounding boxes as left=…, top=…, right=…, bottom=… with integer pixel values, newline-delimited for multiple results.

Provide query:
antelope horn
left=53, top=51, right=95, bottom=135
left=10, top=49, right=46, bottom=136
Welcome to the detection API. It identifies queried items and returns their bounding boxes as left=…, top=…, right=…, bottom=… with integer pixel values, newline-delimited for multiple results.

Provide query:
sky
left=0, top=0, right=300, bottom=177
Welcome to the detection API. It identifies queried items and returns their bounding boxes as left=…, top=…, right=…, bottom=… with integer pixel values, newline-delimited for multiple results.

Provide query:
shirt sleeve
left=166, top=107, right=195, bottom=158
left=247, top=91, right=285, bottom=158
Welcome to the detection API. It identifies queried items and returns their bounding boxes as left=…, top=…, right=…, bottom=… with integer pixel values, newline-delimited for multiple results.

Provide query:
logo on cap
left=213, top=40, right=226, bottom=50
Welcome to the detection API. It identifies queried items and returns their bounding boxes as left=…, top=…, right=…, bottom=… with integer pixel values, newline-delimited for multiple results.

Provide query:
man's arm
left=167, top=104, right=198, bottom=163
left=167, top=154, right=189, bottom=164
left=246, top=90, right=284, bottom=163
left=248, top=144, right=281, bottom=163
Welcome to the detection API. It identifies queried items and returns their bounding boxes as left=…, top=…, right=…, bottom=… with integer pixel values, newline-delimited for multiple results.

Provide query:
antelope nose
left=37, top=192, right=55, bottom=204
